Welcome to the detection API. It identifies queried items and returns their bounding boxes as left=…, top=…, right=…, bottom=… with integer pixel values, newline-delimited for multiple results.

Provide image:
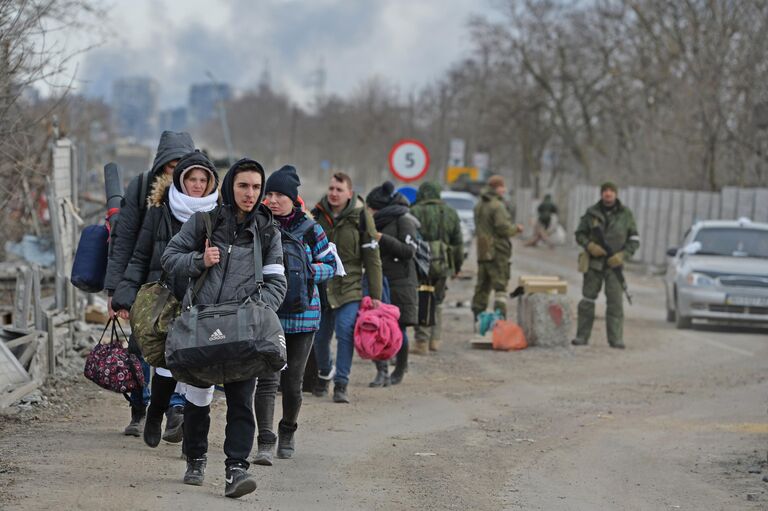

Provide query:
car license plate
left=726, top=295, right=768, bottom=307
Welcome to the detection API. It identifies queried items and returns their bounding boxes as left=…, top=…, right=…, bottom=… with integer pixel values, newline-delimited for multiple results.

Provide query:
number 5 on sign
left=389, top=139, right=430, bottom=182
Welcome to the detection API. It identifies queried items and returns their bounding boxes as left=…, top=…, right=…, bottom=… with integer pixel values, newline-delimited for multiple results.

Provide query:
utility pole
left=205, top=71, right=235, bottom=167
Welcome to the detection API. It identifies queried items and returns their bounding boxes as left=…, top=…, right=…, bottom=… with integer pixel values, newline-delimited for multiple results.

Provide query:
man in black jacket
left=105, top=130, right=195, bottom=437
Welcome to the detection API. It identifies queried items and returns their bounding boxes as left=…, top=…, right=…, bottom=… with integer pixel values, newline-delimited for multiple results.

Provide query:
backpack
left=427, top=209, right=451, bottom=279
left=277, top=218, right=316, bottom=315
left=71, top=170, right=152, bottom=292
left=71, top=224, right=110, bottom=292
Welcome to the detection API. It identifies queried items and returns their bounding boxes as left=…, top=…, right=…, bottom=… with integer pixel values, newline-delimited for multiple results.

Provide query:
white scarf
left=169, top=185, right=218, bottom=223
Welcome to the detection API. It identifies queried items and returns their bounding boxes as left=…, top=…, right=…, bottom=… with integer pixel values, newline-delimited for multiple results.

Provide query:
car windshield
left=442, top=197, right=475, bottom=211
left=693, top=227, right=768, bottom=258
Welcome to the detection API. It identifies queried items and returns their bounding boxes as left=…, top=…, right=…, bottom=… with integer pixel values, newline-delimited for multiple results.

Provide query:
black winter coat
left=375, top=205, right=419, bottom=327
left=104, top=131, right=194, bottom=293
left=162, top=204, right=287, bottom=312
left=111, top=175, right=187, bottom=312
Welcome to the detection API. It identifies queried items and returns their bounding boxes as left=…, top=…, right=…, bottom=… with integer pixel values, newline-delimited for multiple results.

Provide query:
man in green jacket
left=572, top=182, right=640, bottom=349
left=410, top=182, right=464, bottom=354
left=471, top=175, right=523, bottom=321
left=311, top=172, right=383, bottom=403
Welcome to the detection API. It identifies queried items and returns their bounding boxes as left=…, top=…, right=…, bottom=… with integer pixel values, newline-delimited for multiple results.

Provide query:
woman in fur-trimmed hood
left=112, top=150, right=219, bottom=450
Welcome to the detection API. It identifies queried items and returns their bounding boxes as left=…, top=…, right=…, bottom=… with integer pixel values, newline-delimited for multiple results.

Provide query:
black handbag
left=165, top=214, right=287, bottom=387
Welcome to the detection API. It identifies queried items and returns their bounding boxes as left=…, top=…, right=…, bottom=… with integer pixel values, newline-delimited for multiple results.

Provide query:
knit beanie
left=366, top=181, right=396, bottom=210
left=600, top=181, right=618, bottom=194
left=264, top=165, right=301, bottom=202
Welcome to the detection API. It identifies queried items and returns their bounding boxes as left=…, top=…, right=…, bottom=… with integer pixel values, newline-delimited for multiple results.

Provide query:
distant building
left=188, top=82, right=231, bottom=125
left=112, top=77, right=159, bottom=142
left=159, top=107, right=188, bottom=132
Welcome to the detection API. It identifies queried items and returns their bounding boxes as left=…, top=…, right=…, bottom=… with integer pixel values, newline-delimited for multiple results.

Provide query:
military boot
left=369, top=361, right=390, bottom=388
left=429, top=339, right=441, bottom=351
left=410, top=341, right=429, bottom=356
left=390, top=348, right=408, bottom=385
left=252, top=442, right=275, bottom=466
left=124, top=405, right=146, bottom=437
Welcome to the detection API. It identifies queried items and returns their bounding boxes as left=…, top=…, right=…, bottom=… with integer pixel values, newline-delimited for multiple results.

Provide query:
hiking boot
left=429, top=339, right=441, bottom=352
left=571, top=338, right=588, bottom=346
left=276, top=421, right=297, bottom=459
left=410, top=341, right=429, bottom=356
left=368, top=361, right=390, bottom=388
left=252, top=443, right=275, bottom=466
left=609, top=341, right=626, bottom=349
left=162, top=405, right=184, bottom=443
left=225, top=463, right=257, bottom=499
left=333, top=383, right=349, bottom=404
left=183, top=456, right=206, bottom=486
left=312, top=379, right=329, bottom=397
left=390, top=348, right=408, bottom=386
left=123, top=405, right=146, bottom=437
left=143, top=415, right=162, bottom=448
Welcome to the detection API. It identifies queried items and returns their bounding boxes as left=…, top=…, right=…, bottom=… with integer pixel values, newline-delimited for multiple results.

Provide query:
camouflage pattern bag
left=130, top=277, right=180, bottom=368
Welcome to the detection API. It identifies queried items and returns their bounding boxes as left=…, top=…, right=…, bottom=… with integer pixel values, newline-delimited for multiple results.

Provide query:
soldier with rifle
left=572, top=182, right=640, bottom=349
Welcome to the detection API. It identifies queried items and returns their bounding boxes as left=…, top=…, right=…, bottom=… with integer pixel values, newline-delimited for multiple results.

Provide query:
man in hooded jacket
left=105, top=130, right=195, bottom=437
left=161, top=158, right=286, bottom=498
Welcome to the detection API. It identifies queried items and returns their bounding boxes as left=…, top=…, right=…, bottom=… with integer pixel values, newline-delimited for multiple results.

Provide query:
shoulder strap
left=190, top=210, right=216, bottom=303
left=252, top=223, right=264, bottom=286
left=294, top=217, right=316, bottom=240
left=138, top=170, right=151, bottom=216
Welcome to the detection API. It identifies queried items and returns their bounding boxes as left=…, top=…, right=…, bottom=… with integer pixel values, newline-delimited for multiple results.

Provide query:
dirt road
left=2, top=245, right=767, bottom=510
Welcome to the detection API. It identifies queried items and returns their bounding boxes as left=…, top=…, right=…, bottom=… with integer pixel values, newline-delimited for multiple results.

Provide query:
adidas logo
left=208, top=329, right=226, bottom=342
left=278, top=335, right=286, bottom=350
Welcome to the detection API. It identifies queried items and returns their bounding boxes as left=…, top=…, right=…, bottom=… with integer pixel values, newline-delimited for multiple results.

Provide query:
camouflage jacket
left=474, top=187, right=520, bottom=262
left=575, top=199, right=640, bottom=270
left=312, top=194, right=383, bottom=308
left=410, top=182, right=464, bottom=275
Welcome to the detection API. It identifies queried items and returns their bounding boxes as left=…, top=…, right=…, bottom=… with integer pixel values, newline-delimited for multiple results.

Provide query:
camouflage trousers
left=471, top=259, right=511, bottom=318
left=575, top=268, right=624, bottom=345
left=414, top=277, right=447, bottom=344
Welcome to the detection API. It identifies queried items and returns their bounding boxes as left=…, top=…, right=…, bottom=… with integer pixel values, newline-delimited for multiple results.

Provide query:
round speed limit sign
left=388, top=139, right=430, bottom=182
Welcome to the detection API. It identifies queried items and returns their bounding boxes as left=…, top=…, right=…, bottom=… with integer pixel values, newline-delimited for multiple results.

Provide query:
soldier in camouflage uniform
left=471, top=175, right=523, bottom=320
left=572, top=182, right=640, bottom=349
left=410, top=181, right=464, bottom=354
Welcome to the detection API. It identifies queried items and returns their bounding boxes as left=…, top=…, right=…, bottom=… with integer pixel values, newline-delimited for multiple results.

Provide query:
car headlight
left=685, top=272, right=715, bottom=286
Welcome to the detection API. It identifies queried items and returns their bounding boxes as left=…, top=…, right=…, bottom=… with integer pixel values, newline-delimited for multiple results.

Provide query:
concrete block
left=517, top=293, right=572, bottom=348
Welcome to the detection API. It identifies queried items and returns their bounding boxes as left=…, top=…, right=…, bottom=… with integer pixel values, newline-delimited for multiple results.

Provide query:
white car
left=664, top=218, right=768, bottom=329
left=440, top=191, right=477, bottom=255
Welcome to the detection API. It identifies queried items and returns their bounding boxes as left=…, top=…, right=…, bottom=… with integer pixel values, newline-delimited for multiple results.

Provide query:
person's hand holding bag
left=203, top=239, right=220, bottom=267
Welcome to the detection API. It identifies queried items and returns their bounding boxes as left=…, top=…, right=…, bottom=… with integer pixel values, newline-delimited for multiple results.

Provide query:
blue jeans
left=129, top=357, right=151, bottom=408
left=314, top=301, right=360, bottom=386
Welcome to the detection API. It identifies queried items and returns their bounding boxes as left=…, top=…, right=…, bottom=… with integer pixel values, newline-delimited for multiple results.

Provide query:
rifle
left=592, top=226, right=633, bottom=305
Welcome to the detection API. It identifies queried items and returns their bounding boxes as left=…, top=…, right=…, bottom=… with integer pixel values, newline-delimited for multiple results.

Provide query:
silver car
left=440, top=191, right=477, bottom=255
left=664, top=219, right=768, bottom=329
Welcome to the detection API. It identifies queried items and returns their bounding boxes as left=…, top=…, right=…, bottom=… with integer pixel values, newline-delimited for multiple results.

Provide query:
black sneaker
left=225, top=464, right=257, bottom=498
left=183, top=456, right=206, bottom=486
left=571, top=338, right=588, bottom=346
left=162, top=405, right=184, bottom=443
left=333, top=383, right=349, bottom=404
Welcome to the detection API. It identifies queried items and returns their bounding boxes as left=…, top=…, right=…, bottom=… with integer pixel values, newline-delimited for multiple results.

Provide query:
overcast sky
left=71, top=0, right=500, bottom=109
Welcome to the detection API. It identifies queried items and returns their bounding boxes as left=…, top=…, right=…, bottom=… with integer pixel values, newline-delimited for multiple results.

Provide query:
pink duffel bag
left=354, top=296, right=402, bottom=361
